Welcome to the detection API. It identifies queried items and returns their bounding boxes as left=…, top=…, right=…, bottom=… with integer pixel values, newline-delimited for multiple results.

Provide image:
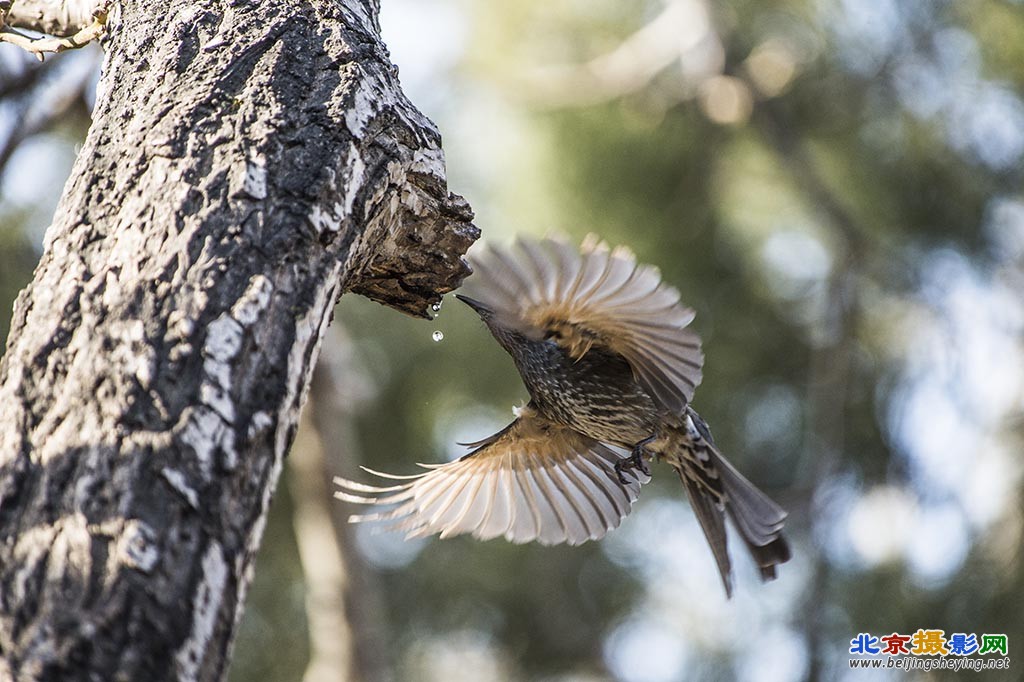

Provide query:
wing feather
left=559, top=462, right=613, bottom=533
left=568, top=459, right=625, bottom=524
left=477, top=463, right=514, bottom=540
left=334, top=410, right=646, bottom=546
left=464, top=236, right=704, bottom=414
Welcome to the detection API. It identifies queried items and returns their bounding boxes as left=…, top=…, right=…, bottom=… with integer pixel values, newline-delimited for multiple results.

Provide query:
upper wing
left=334, top=408, right=647, bottom=546
left=466, top=235, right=704, bottom=415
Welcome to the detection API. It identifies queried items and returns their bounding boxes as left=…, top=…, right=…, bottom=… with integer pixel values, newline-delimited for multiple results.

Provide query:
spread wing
left=334, top=408, right=647, bottom=546
left=466, top=235, right=703, bottom=415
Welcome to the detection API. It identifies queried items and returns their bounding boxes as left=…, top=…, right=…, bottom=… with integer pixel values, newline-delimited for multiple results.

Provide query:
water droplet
left=432, top=330, right=444, bottom=342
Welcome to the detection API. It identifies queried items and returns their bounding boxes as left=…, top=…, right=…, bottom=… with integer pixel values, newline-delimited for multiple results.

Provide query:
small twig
left=0, top=2, right=108, bottom=60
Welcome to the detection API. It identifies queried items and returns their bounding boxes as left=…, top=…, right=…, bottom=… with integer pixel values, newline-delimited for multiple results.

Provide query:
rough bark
left=0, top=0, right=476, bottom=680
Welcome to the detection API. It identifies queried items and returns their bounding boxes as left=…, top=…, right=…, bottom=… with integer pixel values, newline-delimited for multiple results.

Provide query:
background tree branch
left=0, top=51, right=96, bottom=175
left=289, top=328, right=390, bottom=682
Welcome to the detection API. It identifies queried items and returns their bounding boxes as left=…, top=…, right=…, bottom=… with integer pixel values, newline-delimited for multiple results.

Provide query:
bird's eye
left=544, top=329, right=563, bottom=341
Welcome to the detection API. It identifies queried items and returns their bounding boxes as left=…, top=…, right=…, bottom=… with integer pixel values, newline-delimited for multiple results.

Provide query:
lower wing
left=334, top=408, right=648, bottom=546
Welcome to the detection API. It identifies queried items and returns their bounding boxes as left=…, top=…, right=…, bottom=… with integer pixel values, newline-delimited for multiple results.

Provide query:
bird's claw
left=615, top=448, right=651, bottom=484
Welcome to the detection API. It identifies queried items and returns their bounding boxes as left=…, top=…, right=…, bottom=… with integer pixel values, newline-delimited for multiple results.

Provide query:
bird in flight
left=335, top=235, right=790, bottom=596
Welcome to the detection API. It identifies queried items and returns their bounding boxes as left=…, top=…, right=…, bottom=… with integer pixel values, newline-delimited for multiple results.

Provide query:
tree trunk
left=0, top=1, right=476, bottom=680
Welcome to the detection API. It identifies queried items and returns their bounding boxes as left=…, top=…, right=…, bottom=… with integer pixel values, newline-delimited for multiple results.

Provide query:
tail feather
left=678, top=471, right=734, bottom=597
left=677, top=408, right=791, bottom=594
left=714, top=453, right=787, bottom=536
left=712, top=448, right=791, bottom=581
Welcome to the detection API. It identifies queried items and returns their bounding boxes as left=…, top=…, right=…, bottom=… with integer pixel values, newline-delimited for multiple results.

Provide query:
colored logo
left=848, top=631, right=1010, bottom=672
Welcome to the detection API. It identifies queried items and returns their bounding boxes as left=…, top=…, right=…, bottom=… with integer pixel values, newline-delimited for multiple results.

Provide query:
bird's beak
left=455, top=294, right=492, bottom=317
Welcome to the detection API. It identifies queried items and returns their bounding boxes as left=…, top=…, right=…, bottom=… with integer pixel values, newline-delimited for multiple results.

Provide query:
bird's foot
left=615, top=447, right=652, bottom=484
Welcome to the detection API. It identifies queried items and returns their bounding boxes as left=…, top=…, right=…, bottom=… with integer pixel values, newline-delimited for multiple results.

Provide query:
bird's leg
left=615, top=435, right=656, bottom=484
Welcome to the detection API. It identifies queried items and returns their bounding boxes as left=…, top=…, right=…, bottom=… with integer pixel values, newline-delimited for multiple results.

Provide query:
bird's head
left=456, top=293, right=541, bottom=359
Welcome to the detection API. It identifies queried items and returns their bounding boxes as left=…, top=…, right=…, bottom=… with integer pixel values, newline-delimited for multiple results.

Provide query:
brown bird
left=335, top=235, right=790, bottom=596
